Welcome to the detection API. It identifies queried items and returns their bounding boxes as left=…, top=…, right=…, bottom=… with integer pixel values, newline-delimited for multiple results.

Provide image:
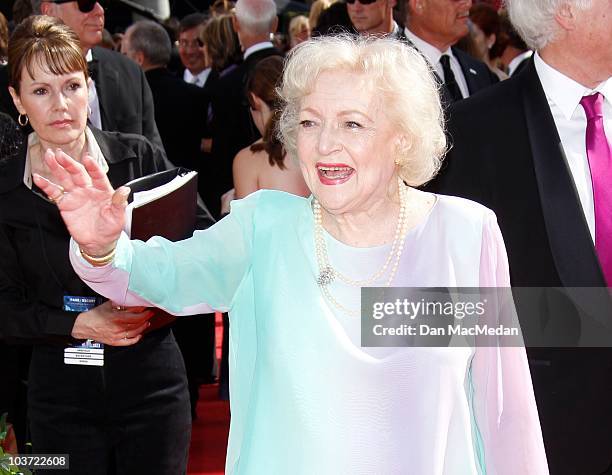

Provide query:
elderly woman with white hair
left=35, top=35, right=548, bottom=474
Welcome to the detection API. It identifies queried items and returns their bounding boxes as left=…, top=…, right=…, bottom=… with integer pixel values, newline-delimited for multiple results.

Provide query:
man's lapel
left=90, top=48, right=119, bottom=131
left=452, top=47, right=481, bottom=96
left=520, top=61, right=606, bottom=286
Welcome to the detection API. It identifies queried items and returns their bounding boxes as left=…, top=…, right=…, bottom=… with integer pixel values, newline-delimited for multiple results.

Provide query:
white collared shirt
left=243, top=41, right=274, bottom=60
left=183, top=67, right=212, bottom=87
left=85, top=49, right=102, bottom=129
left=534, top=52, right=612, bottom=241
left=23, top=127, right=109, bottom=189
left=508, top=50, right=533, bottom=76
left=404, top=28, right=470, bottom=99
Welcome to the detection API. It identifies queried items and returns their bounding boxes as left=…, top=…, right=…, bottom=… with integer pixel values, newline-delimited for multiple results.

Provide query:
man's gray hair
left=126, top=20, right=171, bottom=67
left=235, top=0, right=277, bottom=36
left=506, top=0, right=592, bottom=50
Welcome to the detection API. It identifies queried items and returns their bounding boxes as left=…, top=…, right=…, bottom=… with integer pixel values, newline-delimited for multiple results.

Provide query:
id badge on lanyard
left=63, top=295, right=104, bottom=366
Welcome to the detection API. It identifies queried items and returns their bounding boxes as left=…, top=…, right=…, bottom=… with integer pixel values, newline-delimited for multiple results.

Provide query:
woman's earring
left=18, top=113, right=29, bottom=127
left=87, top=105, right=92, bottom=118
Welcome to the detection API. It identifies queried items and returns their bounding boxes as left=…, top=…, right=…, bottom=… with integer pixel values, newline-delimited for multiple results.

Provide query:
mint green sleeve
left=72, top=192, right=261, bottom=315
left=127, top=192, right=260, bottom=314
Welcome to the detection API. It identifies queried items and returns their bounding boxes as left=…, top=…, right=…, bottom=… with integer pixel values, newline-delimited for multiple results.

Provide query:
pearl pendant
left=316, top=266, right=335, bottom=286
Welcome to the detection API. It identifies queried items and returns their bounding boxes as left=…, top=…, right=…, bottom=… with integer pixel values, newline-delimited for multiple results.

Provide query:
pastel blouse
left=70, top=190, right=548, bottom=475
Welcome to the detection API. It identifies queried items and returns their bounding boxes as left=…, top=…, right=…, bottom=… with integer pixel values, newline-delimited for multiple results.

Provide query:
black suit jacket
left=452, top=46, right=499, bottom=98
left=0, top=129, right=170, bottom=344
left=399, top=33, right=498, bottom=105
left=144, top=67, right=207, bottom=172
left=0, top=127, right=214, bottom=344
left=90, top=47, right=164, bottom=152
left=0, top=48, right=164, bottom=153
left=429, top=59, right=612, bottom=474
left=208, top=47, right=282, bottom=217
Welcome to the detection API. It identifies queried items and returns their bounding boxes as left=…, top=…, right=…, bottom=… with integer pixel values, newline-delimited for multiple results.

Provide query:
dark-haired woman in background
left=469, top=3, right=508, bottom=81
left=233, top=56, right=309, bottom=199
left=0, top=16, right=192, bottom=474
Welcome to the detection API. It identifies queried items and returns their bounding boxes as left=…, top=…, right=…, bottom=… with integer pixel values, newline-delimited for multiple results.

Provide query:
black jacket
left=428, top=59, right=612, bottom=475
left=144, top=67, right=208, bottom=172
left=398, top=33, right=498, bottom=107
left=0, top=128, right=208, bottom=345
left=208, top=47, right=282, bottom=217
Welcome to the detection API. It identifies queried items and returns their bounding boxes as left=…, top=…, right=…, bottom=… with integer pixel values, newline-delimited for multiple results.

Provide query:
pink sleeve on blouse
left=471, top=212, right=549, bottom=474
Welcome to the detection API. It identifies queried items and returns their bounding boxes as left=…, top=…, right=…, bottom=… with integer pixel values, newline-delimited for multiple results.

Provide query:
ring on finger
left=49, top=186, right=67, bottom=205
left=124, top=331, right=128, bottom=340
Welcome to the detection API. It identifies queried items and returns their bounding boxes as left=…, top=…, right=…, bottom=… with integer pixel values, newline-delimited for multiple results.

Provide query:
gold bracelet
left=79, top=246, right=116, bottom=267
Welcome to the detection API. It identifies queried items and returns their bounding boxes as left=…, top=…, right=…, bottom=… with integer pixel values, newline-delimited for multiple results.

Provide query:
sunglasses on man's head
left=49, top=0, right=100, bottom=13
left=345, top=0, right=379, bottom=5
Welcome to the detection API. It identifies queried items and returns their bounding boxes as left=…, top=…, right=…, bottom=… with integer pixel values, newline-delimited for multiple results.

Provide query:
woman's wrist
left=79, top=243, right=117, bottom=267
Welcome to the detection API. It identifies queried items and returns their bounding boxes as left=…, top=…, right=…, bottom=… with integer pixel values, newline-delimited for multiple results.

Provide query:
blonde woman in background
left=309, top=0, right=332, bottom=30
left=288, top=15, right=311, bottom=49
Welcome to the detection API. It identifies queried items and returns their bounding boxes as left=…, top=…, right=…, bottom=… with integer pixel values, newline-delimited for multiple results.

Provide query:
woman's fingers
left=110, top=187, right=131, bottom=211
left=54, top=149, right=92, bottom=188
left=112, top=334, right=143, bottom=347
left=32, top=173, right=66, bottom=203
left=111, top=320, right=150, bottom=346
left=126, top=320, right=151, bottom=337
left=41, top=149, right=75, bottom=191
left=82, top=154, right=114, bottom=193
left=114, top=309, right=155, bottom=326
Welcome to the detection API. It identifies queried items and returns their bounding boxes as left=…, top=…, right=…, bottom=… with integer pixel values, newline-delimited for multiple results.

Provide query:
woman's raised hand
left=33, top=148, right=130, bottom=256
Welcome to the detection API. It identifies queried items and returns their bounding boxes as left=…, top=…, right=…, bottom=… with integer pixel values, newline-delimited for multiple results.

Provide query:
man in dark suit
left=0, top=0, right=163, bottom=151
left=208, top=0, right=281, bottom=219
left=177, top=13, right=210, bottom=88
left=122, top=19, right=217, bottom=418
left=429, top=0, right=612, bottom=472
left=402, top=0, right=498, bottom=104
left=122, top=20, right=207, bottom=173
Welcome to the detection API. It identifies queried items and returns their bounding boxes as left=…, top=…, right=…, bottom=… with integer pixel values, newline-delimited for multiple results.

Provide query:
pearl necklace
left=313, top=176, right=410, bottom=316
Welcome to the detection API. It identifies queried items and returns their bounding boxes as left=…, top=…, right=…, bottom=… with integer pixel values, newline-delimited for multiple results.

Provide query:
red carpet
left=187, top=313, right=230, bottom=475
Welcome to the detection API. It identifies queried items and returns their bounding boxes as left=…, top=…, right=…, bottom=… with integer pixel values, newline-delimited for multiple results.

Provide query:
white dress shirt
left=183, top=67, right=211, bottom=88
left=404, top=28, right=470, bottom=99
left=243, top=41, right=274, bottom=60
left=507, top=50, right=533, bottom=76
left=534, top=52, right=612, bottom=242
left=85, top=49, right=102, bottom=129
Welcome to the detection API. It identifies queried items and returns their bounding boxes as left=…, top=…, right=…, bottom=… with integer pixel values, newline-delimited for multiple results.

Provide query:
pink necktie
left=580, top=93, right=612, bottom=285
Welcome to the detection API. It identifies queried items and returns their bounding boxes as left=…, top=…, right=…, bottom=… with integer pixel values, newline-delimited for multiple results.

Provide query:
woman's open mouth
left=316, top=164, right=355, bottom=185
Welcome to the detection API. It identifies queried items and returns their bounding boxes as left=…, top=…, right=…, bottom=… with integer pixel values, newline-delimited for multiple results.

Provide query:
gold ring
left=124, top=332, right=128, bottom=340
left=49, top=187, right=66, bottom=204
left=113, top=305, right=126, bottom=311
